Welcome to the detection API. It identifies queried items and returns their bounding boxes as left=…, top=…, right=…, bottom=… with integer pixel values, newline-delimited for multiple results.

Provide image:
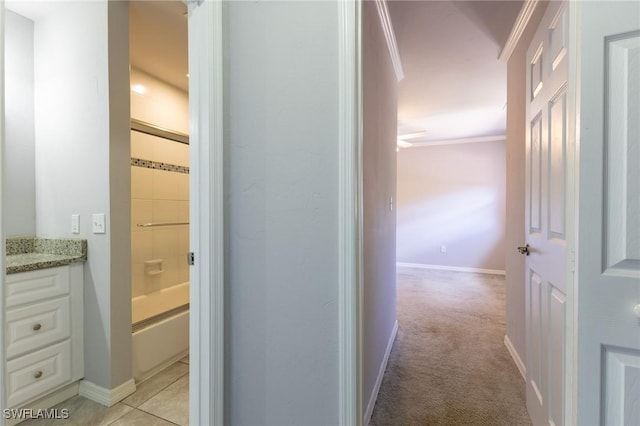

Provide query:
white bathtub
left=131, top=282, right=189, bottom=381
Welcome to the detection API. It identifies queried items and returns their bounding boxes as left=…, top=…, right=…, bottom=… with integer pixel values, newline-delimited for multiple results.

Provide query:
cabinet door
left=6, top=297, right=71, bottom=359
left=6, top=267, right=70, bottom=308
left=6, top=341, right=71, bottom=408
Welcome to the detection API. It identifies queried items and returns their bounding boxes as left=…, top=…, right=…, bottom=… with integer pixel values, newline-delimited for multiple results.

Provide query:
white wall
left=504, top=1, right=547, bottom=372
left=225, top=2, right=340, bottom=423
left=362, top=1, right=398, bottom=422
left=31, top=1, right=131, bottom=389
left=4, top=10, right=35, bottom=237
left=396, top=141, right=506, bottom=271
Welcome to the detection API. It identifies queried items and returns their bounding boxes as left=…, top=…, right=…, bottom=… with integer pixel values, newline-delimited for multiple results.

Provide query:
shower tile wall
left=131, top=131, right=189, bottom=299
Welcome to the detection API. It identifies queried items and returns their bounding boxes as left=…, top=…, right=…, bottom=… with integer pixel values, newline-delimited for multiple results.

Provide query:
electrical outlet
left=440, top=245, right=447, bottom=253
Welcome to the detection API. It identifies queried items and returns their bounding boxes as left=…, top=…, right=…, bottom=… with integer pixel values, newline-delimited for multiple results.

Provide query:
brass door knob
left=517, top=244, right=530, bottom=256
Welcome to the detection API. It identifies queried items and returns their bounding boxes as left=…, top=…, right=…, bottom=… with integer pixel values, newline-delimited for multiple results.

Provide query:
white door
left=575, top=1, right=640, bottom=424
left=524, top=2, right=570, bottom=425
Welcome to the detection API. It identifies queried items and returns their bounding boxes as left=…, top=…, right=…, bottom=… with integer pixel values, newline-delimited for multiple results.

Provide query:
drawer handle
left=32, top=323, right=42, bottom=331
left=34, top=371, right=43, bottom=379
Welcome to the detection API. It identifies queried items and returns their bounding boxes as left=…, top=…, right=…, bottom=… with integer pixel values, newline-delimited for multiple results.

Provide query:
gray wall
left=4, top=11, right=35, bottom=237
left=31, top=2, right=131, bottom=389
left=504, top=1, right=547, bottom=369
left=362, top=0, right=398, bottom=420
left=224, top=2, right=339, bottom=424
left=396, top=141, right=506, bottom=271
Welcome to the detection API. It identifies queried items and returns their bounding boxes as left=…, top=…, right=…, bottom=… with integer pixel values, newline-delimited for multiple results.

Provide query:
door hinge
left=570, top=249, right=575, bottom=273
left=188, top=252, right=195, bottom=266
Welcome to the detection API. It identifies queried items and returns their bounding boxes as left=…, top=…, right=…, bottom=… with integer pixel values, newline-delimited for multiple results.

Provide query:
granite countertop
left=6, top=237, right=87, bottom=274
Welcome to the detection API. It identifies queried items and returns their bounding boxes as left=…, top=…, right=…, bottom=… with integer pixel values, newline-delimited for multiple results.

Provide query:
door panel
left=529, top=270, right=544, bottom=405
left=603, top=346, right=640, bottom=425
left=548, top=286, right=565, bottom=426
left=604, top=32, right=640, bottom=274
left=548, top=88, right=566, bottom=240
left=530, top=115, right=543, bottom=233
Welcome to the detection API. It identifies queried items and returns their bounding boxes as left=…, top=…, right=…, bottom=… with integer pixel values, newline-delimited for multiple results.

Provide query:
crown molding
left=375, top=0, right=404, bottom=81
left=499, top=0, right=540, bottom=62
left=404, top=134, right=506, bottom=149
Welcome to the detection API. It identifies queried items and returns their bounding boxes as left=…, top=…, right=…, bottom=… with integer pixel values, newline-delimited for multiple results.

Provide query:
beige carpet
left=369, top=267, right=532, bottom=426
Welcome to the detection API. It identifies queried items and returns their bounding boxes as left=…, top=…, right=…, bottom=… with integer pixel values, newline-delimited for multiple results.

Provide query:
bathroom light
left=131, top=84, right=147, bottom=95
left=397, top=139, right=413, bottom=148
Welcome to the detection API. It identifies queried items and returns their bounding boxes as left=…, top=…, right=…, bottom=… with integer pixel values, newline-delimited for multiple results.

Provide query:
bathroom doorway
left=1, top=1, right=222, bottom=424
left=128, top=1, right=191, bottom=423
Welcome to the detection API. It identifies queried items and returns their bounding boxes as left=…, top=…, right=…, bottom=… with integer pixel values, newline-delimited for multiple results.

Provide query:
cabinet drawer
left=6, top=340, right=71, bottom=408
left=6, top=297, right=71, bottom=359
left=6, top=266, right=70, bottom=308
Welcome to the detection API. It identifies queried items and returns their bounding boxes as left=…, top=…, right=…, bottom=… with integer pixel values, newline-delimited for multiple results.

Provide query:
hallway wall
left=396, top=141, right=507, bottom=272
left=224, top=2, right=340, bottom=424
left=362, top=0, right=398, bottom=422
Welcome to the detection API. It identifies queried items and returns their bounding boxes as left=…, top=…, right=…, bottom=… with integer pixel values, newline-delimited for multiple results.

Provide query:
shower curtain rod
left=136, top=222, right=190, bottom=228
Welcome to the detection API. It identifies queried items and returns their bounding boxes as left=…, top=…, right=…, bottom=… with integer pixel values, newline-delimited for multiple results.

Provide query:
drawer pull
left=34, top=371, right=43, bottom=379
left=32, top=323, right=42, bottom=331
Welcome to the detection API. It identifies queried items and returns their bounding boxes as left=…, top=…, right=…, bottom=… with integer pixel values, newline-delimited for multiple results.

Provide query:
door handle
left=517, top=244, right=530, bottom=256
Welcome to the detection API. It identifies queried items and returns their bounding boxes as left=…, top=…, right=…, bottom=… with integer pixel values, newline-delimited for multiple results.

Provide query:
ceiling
left=388, top=1, right=523, bottom=143
left=129, top=1, right=188, bottom=92
left=6, top=1, right=189, bottom=92
left=10, top=0, right=519, bottom=137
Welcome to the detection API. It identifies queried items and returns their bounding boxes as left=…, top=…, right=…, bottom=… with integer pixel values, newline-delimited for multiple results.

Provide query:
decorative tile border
left=131, top=158, right=189, bottom=174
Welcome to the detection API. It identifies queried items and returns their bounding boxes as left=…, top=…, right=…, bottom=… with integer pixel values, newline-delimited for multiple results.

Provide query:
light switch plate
left=71, top=214, right=80, bottom=234
left=92, top=214, right=106, bottom=234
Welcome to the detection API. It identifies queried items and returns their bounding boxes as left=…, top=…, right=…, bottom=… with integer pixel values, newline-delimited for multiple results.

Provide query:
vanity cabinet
left=4, top=264, right=84, bottom=409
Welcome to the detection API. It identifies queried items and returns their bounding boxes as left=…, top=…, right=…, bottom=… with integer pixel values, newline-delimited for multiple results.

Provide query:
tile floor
left=21, top=356, right=189, bottom=426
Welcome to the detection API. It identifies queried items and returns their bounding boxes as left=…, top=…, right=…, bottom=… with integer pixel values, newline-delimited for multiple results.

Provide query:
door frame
left=186, top=1, right=225, bottom=425
left=338, top=0, right=364, bottom=425
left=565, top=2, right=581, bottom=423
left=0, top=3, right=7, bottom=424
left=188, top=1, right=366, bottom=424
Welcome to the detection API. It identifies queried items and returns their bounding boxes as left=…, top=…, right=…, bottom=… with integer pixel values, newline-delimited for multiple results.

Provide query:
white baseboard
left=504, top=334, right=526, bottom=380
left=364, top=320, right=398, bottom=426
left=79, top=378, right=136, bottom=407
left=396, top=262, right=506, bottom=276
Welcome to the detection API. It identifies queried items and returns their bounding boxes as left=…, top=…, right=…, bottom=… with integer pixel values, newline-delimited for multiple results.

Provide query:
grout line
left=123, top=363, right=189, bottom=408
left=104, top=403, right=135, bottom=426
left=134, top=408, right=181, bottom=425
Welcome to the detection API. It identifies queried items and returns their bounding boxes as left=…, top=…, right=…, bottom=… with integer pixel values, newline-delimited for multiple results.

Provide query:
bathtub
left=131, top=282, right=189, bottom=381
